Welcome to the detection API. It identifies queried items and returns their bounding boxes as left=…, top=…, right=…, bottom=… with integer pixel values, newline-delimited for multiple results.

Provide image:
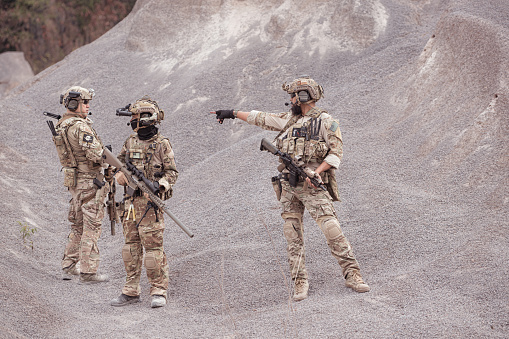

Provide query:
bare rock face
left=0, top=51, right=34, bottom=100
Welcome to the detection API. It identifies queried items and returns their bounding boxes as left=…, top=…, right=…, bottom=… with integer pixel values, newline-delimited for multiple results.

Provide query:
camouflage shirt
left=57, top=114, right=105, bottom=175
left=246, top=107, right=343, bottom=169
left=117, top=132, right=178, bottom=194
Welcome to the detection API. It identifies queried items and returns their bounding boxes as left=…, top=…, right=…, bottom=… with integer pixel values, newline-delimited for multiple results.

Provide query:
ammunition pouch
left=63, top=167, right=77, bottom=187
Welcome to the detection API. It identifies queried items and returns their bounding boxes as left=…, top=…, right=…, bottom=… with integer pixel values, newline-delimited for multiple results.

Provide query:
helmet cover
left=282, top=76, right=324, bottom=102
left=129, top=95, right=164, bottom=126
left=61, top=86, right=95, bottom=107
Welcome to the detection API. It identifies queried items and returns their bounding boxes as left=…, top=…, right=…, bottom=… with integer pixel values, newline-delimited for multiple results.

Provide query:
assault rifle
left=43, top=111, right=61, bottom=136
left=102, top=147, right=194, bottom=238
left=260, top=138, right=327, bottom=191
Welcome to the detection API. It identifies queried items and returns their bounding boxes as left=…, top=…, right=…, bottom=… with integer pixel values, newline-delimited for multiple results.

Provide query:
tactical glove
left=215, top=109, right=235, bottom=124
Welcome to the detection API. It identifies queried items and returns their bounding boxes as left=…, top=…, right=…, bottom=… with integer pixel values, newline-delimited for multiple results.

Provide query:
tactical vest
left=125, top=134, right=174, bottom=200
left=276, top=108, right=341, bottom=201
left=52, top=117, right=102, bottom=186
left=277, top=109, right=329, bottom=163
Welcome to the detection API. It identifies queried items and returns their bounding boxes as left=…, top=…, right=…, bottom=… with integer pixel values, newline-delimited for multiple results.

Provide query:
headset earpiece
left=67, top=99, right=79, bottom=111
left=64, top=91, right=82, bottom=111
left=298, top=91, right=310, bottom=103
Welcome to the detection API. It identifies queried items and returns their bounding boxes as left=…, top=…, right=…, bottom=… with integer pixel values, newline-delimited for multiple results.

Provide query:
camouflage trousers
left=62, top=177, right=109, bottom=274
left=279, top=180, right=361, bottom=280
left=120, top=195, right=169, bottom=297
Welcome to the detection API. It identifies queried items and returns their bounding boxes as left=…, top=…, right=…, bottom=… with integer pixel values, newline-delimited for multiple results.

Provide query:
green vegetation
left=0, top=0, right=136, bottom=73
left=18, top=221, right=37, bottom=251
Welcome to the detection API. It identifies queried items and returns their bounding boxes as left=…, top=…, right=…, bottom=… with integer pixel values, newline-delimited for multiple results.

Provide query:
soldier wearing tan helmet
left=53, top=86, right=110, bottom=284
left=111, top=96, right=178, bottom=308
left=211, top=76, right=369, bottom=301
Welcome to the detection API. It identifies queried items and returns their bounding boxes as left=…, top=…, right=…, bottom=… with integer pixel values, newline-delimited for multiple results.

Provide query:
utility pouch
left=326, top=169, right=341, bottom=202
left=53, top=134, right=71, bottom=167
left=271, top=175, right=282, bottom=201
left=63, top=167, right=77, bottom=187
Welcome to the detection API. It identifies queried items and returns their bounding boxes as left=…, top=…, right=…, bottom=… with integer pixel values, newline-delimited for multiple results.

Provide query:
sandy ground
left=0, top=0, right=508, bottom=338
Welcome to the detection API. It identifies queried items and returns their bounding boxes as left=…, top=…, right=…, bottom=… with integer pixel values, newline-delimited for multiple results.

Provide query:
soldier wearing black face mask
left=111, top=96, right=178, bottom=308
left=210, top=76, right=370, bottom=302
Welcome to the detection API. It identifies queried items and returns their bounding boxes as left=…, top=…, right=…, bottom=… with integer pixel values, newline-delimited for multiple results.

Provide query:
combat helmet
left=282, top=76, right=324, bottom=104
left=129, top=95, right=164, bottom=127
left=60, top=86, right=95, bottom=111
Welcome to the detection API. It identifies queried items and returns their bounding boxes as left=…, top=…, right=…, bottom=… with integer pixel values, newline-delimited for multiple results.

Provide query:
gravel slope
left=0, top=0, right=508, bottom=338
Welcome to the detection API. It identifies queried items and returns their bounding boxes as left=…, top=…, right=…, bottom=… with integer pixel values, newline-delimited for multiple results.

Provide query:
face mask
left=137, top=125, right=158, bottom=140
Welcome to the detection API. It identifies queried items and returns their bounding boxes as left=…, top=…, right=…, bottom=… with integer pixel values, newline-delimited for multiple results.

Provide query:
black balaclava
left=131, top=119, right=158, bottom=140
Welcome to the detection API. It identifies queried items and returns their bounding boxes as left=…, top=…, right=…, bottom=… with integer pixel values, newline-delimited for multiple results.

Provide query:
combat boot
left=293, top=278, right=309, bottom=301
left=151, top=295, right=167, bottom=308
left=110, top=294, right=141, bottom=307
left=345, top=271, right=370, bottom=293
left=62, top=263, right=80, bottom=280
left=79, top=272, right=110, bottom=284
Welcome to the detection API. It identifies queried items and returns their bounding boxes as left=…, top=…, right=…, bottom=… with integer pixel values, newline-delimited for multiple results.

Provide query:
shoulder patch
left=330, top=121, right=339, bottom=132
left=83, top=133, right=94, bottom=144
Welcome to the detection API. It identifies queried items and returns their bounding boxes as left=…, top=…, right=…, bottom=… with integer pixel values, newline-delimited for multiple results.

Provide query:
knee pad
left=319, top=218, right=342, bottom=241
left=144, top=250, right=158, bottom=270
left=283, top=218, right=301, bottom=240
left=122, top=244, right=133, bottom=263
left=122, top=244, right=142, bottom=263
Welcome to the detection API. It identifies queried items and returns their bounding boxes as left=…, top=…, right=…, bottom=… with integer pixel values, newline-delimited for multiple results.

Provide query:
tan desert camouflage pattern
left=61, top=86, right=94, bottom=102
left=117, top=132, right=177, bottom=297
left=280, top=181, right=360, bottom=280
left=282, top=76, right=324, bottom=101
left=129, top=96, right=165, bottom=126
left=247, top=107, right=343, bottom=170
left=59, top=115, right=108, bottom=274
left=121, top=195, right=169, bottom=296
left=247, top=106, right=362, bottom=280
left=56, top=115, right=105, bottom=174
left=118, top=133, right=178, bottom=194
left=63, top=178, right=109, bottom=273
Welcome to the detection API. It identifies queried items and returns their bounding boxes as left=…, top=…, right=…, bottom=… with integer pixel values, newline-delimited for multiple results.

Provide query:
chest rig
left=126, top=134, right=166, bottom=182
left=277, top=109, right=329, bottom=163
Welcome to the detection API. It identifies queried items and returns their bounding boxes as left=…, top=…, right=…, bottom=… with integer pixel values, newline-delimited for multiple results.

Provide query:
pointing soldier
left=211, top=76, right=369, bottom=301
left=53, top=86, right=110, bottom=284
left=110, top=96, right=178, bottom=308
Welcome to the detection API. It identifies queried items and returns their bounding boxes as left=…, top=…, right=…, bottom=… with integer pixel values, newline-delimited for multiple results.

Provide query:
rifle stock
left=102, top=147, right=194, bottom=238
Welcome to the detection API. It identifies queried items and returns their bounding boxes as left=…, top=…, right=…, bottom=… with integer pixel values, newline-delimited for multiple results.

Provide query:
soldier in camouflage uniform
left=211, top=76, right=369, bottom=301
left=110, top=96, right=178, bottom=308
left=54, top=86, right=110, bottom=284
